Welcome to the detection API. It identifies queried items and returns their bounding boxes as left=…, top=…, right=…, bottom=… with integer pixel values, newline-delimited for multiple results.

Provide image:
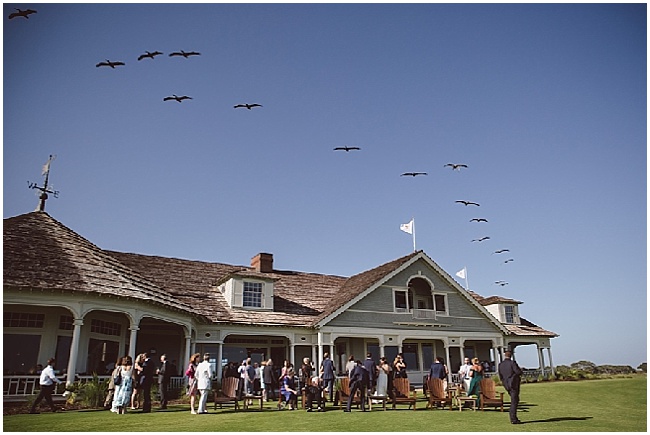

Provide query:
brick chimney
left=251, top=253, right=273, bottom=273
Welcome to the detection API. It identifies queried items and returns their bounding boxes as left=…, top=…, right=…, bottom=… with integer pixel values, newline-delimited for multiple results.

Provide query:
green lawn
left=4, top=376, right=646, bottom=432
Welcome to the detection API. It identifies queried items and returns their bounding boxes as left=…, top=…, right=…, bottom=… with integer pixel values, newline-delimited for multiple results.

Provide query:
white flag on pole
left=455, top=267, right=466, bottom=280
left=400, top=219, right=413, bottom=235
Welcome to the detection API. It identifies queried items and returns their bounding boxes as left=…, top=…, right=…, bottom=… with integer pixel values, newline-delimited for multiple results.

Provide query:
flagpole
left=412, top=217, right=416, bottom=252
left=464, top=266, right=470, bottom=290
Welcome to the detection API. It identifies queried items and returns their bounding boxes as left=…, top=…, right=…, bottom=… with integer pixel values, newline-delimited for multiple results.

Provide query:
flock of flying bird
left=333, top=145, right=515, bottom=286
left=11, top=7, right=513, bottom=289
left=94, top=49, right=263, bottom=110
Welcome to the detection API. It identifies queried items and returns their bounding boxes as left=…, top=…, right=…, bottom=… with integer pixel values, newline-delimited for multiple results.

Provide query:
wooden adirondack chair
left=425, top=378, right=453, bottom=410
left=391, top=377, right=417, bottom=410
left=336, top=377, right=361, bottom=409
left=213, top=377, right=240, bottom=410
left=479, top=378, right=504, bottom=412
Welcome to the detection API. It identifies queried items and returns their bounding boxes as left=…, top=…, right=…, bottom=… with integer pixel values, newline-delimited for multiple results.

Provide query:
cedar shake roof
left=468, top=290, right=557, bottom=338
left=4, top=212, right=556, bottom=336
left=314, top=251, right=421, bottom=323
left=479, top=295, right=523, bottom=305
left=3, top=212, right=195, bottom=315
left=504, top=317, right=558, bottom=337
left=108, top=251, right=348, bottom=327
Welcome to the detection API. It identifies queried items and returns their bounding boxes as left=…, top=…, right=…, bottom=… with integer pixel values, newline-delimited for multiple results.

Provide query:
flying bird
left=456, top=200, right=480, bottom=206
left=471, top=236, right=490, bottom=242
left=169, top=50, right=201, bottom=58
left=163, top=95, right=193, bottom=102
left=96, top=60, right=125, bottom=68
left=493, top=249, right=510, bottom=254
left=234, top=103, right=263, bottom=110
left=138, top=51, right=163, bottom=61
left=333, top=146, right=361, bottom=152
left=495, top=281, right=509, bottom=286
left=8, top=8, right=37, bottom=19
left=470, top=218, right=488, bottom=223
left=444, top=163, right=468, bottom=171
left=504, top=258, right=515, bottom=263
left=401, top=172, right=427, bottom=177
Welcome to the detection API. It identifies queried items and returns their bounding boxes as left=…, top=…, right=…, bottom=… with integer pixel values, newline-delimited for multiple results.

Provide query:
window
left=504, top=305, right=515, bottom=323
left=394, top=290, right=408, bottom=312
left=243, top=281, right=263, bottom=308
left=59, top=315, right=74, bottom=330
left=434, top=294, right=447, bottom=314
left=90, top=319, right=121, bottom=336
left=4, top=312, right=45, bottom=328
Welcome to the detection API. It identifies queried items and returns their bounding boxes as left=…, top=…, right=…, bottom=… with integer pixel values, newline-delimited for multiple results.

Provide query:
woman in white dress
left=375, top=357, right=391, bottom=398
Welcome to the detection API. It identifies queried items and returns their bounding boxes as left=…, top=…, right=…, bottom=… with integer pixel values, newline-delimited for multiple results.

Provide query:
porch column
left=65, top=318, right=83, bottom=386
left=311, top=345, right=317, bottom=366
left=289, top=343, right=295, bottom=367
left=444, top=344, right=451, bottom=382
left=537, top=345, right=546, bottom=377
left=129, top=326, right=139, bottom=357
left=317, top=332, right=324, bottom=369
left=379, top=343, right=385, bottom=358
left=184, top=333, right=191, bottom=374
left=547, top=347, right=555, bottom=377
left=216, top=341, right=224, bottom=379
left=459, top=339, right=466, bottom=362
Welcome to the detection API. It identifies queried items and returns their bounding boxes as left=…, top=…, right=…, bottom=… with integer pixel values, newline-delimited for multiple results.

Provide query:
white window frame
left=433, top=292, right=449, bottom=316
left=393, top=288, right=410, bottom=313
left=243, top=281, right=263, bottom=308
left=503, top=304, right=517, bottom=323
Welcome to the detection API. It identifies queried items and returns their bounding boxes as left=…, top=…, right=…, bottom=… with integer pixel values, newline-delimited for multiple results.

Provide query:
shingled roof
left=3, top=212, right=196, bottom=315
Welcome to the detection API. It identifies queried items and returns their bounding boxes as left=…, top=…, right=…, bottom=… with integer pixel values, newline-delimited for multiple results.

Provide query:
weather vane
left=28, top=155, right=59, bottom=212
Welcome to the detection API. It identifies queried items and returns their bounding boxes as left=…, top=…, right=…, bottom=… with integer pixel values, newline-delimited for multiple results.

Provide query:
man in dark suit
left=139, top=352, right=156, bottom=413
left=320, top=353, right=336, bottom=402
left=157, top=354, right=172, bottom=409
left=428, top=357, right=447, bottom=381
left=345, top=360, right=369, bottom=412
left=498, top=350, right=523, bottom=424
left=263, top=359, right=277, bottom=401
left=362, top=353, right=377, bottom=392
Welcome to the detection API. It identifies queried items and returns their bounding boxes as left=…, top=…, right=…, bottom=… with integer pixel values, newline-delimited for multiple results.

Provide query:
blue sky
left=4, top=3, right=646, bottom=368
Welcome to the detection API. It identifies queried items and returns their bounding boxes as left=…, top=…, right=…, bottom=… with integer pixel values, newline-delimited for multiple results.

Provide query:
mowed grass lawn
left=4, top=376, right=646, bottom=432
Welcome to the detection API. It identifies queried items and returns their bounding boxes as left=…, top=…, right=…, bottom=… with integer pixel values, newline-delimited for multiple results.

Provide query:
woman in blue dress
left=279, top=367, right=298, bottom=410
left=112, top=356, right=135, bottom=414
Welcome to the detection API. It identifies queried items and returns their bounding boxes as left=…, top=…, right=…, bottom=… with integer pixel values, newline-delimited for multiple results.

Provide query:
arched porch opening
left=135, top=318, right=186, bottom=374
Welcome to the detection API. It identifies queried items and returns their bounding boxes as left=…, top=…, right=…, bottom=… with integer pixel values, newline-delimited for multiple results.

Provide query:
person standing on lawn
left=320, top=352, right=336, bottom=402
left=498, top=350, right=523, bottom=425
left=139, top=352, right=156, bottom=413
left=196, top=353, right=213, bottom=414
left=29, top=358, right=63, bottom=414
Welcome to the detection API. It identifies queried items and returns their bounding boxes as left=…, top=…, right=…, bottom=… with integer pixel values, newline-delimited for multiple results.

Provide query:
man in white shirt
left=196, top=353, right=213, bottom=414
left=29, top=358, right=63, bottom=414
left=458, top=357, right=473, bottom=393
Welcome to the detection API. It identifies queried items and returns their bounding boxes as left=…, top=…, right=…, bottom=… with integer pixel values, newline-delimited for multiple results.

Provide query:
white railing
left=4, top=375, right=185, bottom=397
left=412, top=309, right=436, bottom=320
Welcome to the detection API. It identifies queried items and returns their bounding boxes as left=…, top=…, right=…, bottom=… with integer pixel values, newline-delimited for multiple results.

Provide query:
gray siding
left=325, top=258, right=500, bottom=334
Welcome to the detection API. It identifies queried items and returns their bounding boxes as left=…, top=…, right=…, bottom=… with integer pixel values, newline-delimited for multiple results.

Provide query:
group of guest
left=104, top=352, right=173, bottom=414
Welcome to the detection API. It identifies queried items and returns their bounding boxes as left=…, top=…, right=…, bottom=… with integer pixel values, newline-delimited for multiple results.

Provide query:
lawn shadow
left=522, top=416, right=593, bottom=424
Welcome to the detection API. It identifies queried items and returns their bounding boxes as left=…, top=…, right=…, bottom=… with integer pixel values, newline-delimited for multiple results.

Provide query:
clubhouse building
left=4, top=211, right=558, bottom=384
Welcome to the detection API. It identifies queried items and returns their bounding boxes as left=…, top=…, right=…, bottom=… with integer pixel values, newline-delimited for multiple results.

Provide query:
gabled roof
left=3, top=212, right=196, bottom=316
left=315, top=251, right=510, bottom=335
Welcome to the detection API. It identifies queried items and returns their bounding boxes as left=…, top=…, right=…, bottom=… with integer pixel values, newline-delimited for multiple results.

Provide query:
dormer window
left=219, top=276, right=274, bottom=310
left=504, top=305, right=516, bottom=323
left=243, top=281, right=263, bottom=308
